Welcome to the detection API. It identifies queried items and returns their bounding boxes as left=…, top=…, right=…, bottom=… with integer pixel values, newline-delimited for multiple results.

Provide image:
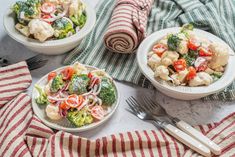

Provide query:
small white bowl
left=137, top=27, right=235, bottom=100
left=3, top=1, right=96, bottom=55
left=31, top=64, right=120, bottom=132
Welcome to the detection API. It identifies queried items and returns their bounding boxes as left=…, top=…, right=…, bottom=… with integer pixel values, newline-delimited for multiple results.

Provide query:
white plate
left=32, top=65, right=120, bottom=132
left=137, top=27, right=235, bottom=100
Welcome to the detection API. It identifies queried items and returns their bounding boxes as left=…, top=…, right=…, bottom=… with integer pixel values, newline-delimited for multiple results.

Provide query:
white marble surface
left=0, top=0, right=235, bottom=140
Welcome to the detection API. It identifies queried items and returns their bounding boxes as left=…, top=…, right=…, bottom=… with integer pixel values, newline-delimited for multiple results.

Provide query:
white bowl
left=31, top=65, right=120, bottom=132
left=3, top=1, right=96, bottom=55
left=137, top=27, right=235, bottom=100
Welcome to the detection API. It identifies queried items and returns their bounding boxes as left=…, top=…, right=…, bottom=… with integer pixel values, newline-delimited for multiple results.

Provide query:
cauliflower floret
left=154, top=65, right=170, bottom=80
left=15, top=23, right=30, bottom=37
left=177, top=40, right=188, bottom=55
left=170, top=69, right=189, bottom=85
left=46, top=104, right=62, bottom=120
left=148, top=54, right=161, bottom=70
left=28, top=19, right=54, bottom=42
left=69, top=0, right=85, bottom=17
left=44, top=0, right=71, bottom=5
left=208, top=43, right=229, bottom=70
left=161, top=51, right=179, bottom=66
left=170, top=74, right=181, bottom=85
left=158, top=37, right=168, bottom=46
left=189, top=72, right=213, bottom=87
left=177, top=33, right=188, bottom=41
left=73, top=62, right=88, bottom=75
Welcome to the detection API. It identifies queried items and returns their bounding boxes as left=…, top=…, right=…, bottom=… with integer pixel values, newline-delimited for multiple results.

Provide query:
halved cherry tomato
left=41, top=14, right=52, bottom=24
left=65, top=94, right=84, bottom=108
left=61, top=67, right=74, bottom=80
left=188, top=38, right=200, bottom=50
left=173, top=59, right=187, bottom=72
left=91, top=106, right=105, bottom=120
left=186, top=66, right=196, bottom=80
left=152, top=43, right=167, bottom=57
left=41, top=2, right=56, bottom=14
left=48, top=71, right=57, bottom=81
left=88, top=72, right=93, bottom=79
left=60, top=102, right=70, bottom=110
left=198, top=47, right=212, bottom=56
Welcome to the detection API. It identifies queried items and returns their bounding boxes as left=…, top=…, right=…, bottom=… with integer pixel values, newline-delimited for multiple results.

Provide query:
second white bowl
left=137, top=27, right=235, bottom=100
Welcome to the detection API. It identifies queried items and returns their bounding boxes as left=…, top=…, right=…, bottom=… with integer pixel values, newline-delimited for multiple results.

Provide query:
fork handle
left=176, top=120, right=221, bottom=155
left=164, top=124, right=211, bottom=157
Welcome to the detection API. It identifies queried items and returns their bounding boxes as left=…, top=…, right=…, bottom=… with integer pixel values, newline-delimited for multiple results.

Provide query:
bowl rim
left=31, top=64, right=120, bottom=132
left=3, top=0, right=96, bottom=47
left=137, top=27, right=235, bottom=95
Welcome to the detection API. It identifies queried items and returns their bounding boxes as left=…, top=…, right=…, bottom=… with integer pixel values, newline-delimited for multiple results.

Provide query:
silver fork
left=142, top=96, right=221, bottom=155
left=126, top=97, right=211, bottom=157
left=0, top=54, right=48, bottom=70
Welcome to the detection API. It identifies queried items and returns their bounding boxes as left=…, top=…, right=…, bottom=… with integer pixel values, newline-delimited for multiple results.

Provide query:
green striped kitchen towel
left=64, top=0, right=235, bottom=100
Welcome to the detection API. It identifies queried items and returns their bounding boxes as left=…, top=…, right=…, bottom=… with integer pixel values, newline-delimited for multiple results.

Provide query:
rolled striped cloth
left=103, top=0, right=154, bottom=53
left=0, top=61, right=32, bottom=107
left=0, top=63, right=235, bottom=156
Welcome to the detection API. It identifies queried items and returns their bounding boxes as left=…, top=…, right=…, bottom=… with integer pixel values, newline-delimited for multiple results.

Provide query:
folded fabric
left=64, top=0, right=235, bottom=100
left=0, top=63, right=235, bottom=156
left=0, top=61, right=32, bottom=107
left=103, top=0, right=154, bottom=53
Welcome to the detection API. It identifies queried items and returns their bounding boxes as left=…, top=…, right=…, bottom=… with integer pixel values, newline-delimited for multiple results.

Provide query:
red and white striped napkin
left=103, top=0, right=154, bottom=54
left=0, top=62, right=234, bottom=157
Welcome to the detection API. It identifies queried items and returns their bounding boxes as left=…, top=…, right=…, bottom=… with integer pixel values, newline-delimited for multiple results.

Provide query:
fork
left=0, top=54, right=48, bottom=70
left=126, top=97, right=211, bottom=157
left=142, top=96, right=221, bottom=155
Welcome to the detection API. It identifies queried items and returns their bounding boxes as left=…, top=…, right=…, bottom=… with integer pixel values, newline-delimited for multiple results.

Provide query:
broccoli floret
left=67, top=108, right=93, bottom=127
left=35, top=84, right=49, bottom=105
left=211, top=72, right=223, bottom=82
left=182, top=23, right=194, bottom=31
left=98, top=78, right=116, bottom=106
left=70, top=12, right=86, bottom=27
left=53, top=17, right=75, bottom=39
left=69, top=74, right=90, bottom=95
left=182, top=54, right=195, bottom=67
left=12, top=0, right=41, bottom=24
left=50, top=74, right=64, bottom=93
left=167, top=34, right=182, bottom=51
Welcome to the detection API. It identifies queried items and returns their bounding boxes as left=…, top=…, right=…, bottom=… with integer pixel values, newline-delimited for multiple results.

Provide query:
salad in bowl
left=147, top=24, right=229, bottom=87
left=32, top=63, right=119, bottom=131
left=12, top=0, right=86, bottom=42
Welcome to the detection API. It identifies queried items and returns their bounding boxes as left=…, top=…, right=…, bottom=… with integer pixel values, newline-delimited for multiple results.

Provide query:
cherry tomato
left=88, top=72, right=93, bottom=79
left=41, top=14, right=52, bottom=24
left=60, top=102, right=70, bottom=110
left=65, top=94, right=84, bottom=108
left=41, top=2, right=56, bottom=14
left=61, top=67, right=74, bottom=80
left=48, top=71, right=57, bottom=81
left=198, top=47, right=213, bottom=56
left=188, top=38, right=200, bottom=50
left=173, top=59, right=187, bottom=72
left=91, top=106, right=105, bottom=120
left=186, top=66, right=196, bottom=80
left=152, top=43, right=167, bottom=57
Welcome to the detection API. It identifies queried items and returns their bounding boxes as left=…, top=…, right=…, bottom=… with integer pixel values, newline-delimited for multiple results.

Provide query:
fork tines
left=26, top=54, right=48, bottom=70
left=126, top=96, right=148, bottom=114
left=142, top=96, right=162, bottom=110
